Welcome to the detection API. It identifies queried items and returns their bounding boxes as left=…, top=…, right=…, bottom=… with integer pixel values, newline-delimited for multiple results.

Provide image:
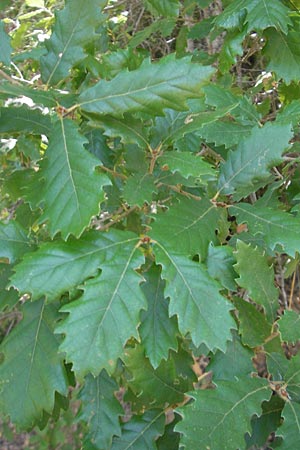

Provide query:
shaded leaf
left=233, top=297, right=272, bottom=347
left=278, top=401, right=300, bottom=449
left=245, top=0, right=292, bottom=33
left=111, top=409, right=165, bottom=450
left=78, top=371, right=123, bottom=449
left=208, top=331, right=254, bottom=381
left=264, top=27, right=300, bottom=84
left=0, top=299, right=68, bottom=429
left=206, top=243, right=237, bottom=291
left=123, top=174, right=156, bottom=207
left=197, top=120, right=253, bottom=149
left=124, top=344, right=193, bottom=408
left=0, top=221, right=31, bottom=264
left=234, top=241, right=279, bottom=323
left=0, top=106, right=52, bottom=135
left=144, top=0, right=180, bottom=17
left=0, top=263, right=18, bottom=310
left=139, top=265, right=178, bottom=368
left=56, top=242, right=145, bottom=377
left=39, top=118, right=109, bottom=239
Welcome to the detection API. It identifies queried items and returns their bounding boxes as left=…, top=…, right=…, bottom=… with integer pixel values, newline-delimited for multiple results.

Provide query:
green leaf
left=0, top=20, right=12, bottom=66
left=158, top=152, right=215, bottom=185
left=233, top=297, right=272, bottom=347
left=10, top=229, right=140, bottom=301
left=176, top=377, right=270, bottom=450
left=0, top=299, right=68, bottom=429
left=123, top=174, right=157, bottom=207
left=78, top=371, right=123, bottom=449
left=230, top=203, right=300, bottom=257
left=149, top=198, right=221, bottom=259
left=0, top=80, right=76, bottom=108
left=56, top=242, right=145, bottom=377
left=0, top=221, right=31, bottom=264
left=219, top=28, right=246, bottom=73
left=40, top=0, right=105, bottom=85
left=139, top=265, right=178, bottom=369
left=78, top=56, right=215, bottom=117
left=154, top=245, right=235, bottom=351
left=208, top=331, right=254, bottom=381
left=214, top=0, right=247, bottom=29
left=206, top=243, right=237, bottom=291
left=111, top=409, right=165, bottom=450
left=124, top=344, right=193, bottom=408
left=276, top=99, right=300, bottom=126
left=89, top=115, right=150, bottom=149
left=278, top=401, right=300, bottom=449
left=218, top=123, right=292, bottom=200
left=129, top=18, right=176, bottom=48
left=39, top=118, right=110, bottom=239
left=278, top=310, right=300, bottom=343
left=246, top=395, right=285, bottom=448
left=143, top=0, right=180, bottom=17
left=0, top=106, right=52, bottom=135
left=0, top=264, right=18, bottom=310
left=264, top=27, right=300, bottom=84
left=197, top=120, right=253, bottom=149
left=234, top=241, right=279, bottom=323
left=245, top=0, right=292, bottom=33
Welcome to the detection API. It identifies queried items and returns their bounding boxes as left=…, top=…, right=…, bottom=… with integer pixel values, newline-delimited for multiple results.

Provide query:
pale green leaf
left=233, top=297, right=272, bottom=347
left=78, top=371, right=123, bottom=449
left=0, top=221, right=31, bottom=264
left=176, top=378, right=270, bottom=450
left=78, top=56, right=215, bottom=117
left=218, top=123, right=292, bottom=200
left=0, top=20, right=12, bottom=66
left=149, top=198, right=221, bottom=259
left=0, top=299, right=68, bottom=428
left=56, top=243, right=145, bottom=376
left=111, top=409, right=165, bottom=450
left=10, top=229, right=140, bottom=301
left=245, top=0, right=292, bottom=33
left=39, top=118, right=110, bottom=239
left=41, top=0, right=105, bottom=85
left=0, top=106, right=52, bottom=135
left=206, top=243, right=237, bottom=291
left=124, top=345, right=193, bottom=408
left=264, top=28, right=300, bottom=84
left=230, top=203, right=300, bottom=258
left=123, top=174, right=156, bottom=207
left=154, top=245, right=235, bottom=351
left=234, top=241, right=279, bottom=323
left=158, top=152, right=215, bottom=185
left=278, top=310, right=300, bottom=344
left=139, top=265, right=178, bottom=369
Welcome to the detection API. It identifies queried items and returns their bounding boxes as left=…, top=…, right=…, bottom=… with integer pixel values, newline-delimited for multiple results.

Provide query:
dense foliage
left=1, top=0, right=300, bottom=448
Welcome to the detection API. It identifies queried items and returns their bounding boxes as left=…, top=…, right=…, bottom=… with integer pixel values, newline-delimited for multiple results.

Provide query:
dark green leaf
left=123, top=174, right=156, bottom=207
left=0, top=20, right=12, bottom=66
left=0, top=106, right=52, bottom=135
left=206, top=243, right=237, bottom=291
left=278, top=310, right=300, bottom=344
left=0, top=221, right=31, bottom=264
